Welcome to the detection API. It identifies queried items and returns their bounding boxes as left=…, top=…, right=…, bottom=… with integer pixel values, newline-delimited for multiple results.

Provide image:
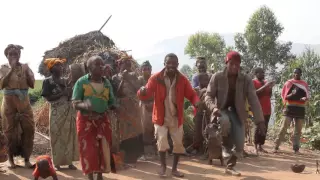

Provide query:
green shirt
left=72, top=74, right=116, bottom=114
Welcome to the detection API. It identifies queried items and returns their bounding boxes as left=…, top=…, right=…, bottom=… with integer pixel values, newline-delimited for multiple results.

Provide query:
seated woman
left=41, top=58, right=78, bottom=170
left=72, top=56, right=116, bottom=180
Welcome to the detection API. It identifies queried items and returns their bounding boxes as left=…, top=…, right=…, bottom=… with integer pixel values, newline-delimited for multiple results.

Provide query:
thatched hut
left=38, top=30, right=140, bottom=77
left=35, top=30, right=141, bottom=136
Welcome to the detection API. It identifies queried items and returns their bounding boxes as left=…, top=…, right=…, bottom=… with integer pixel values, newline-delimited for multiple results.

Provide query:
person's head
left=87, top=56, right=104, bottom=78
left=118, top=55, right=133, bottom=72
left=164, top=53, right=179, bottom=77
left=198, top=73, right=210, bottom=89
left=44, top=58, right=66, bottom=77
left=254, top=67, right=265, bottom=80
left=225, top=51, right=241, bottom=76
left=141, top=60, right=152, bottom=77
left=36, top=159, right=52, bottom=178
left=4, top=44, right=23, bottom=65
left=293, top=68, right=302, bottom=80
left=196, top=57, right=207, bottom=73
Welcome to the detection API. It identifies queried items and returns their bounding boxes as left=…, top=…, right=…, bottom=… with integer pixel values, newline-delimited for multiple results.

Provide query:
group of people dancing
left=0, top=44, right=310, bottom=179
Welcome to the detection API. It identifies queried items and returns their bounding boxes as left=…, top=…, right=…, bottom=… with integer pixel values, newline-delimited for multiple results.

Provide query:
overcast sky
left=1, top=0, right=319, bottom=79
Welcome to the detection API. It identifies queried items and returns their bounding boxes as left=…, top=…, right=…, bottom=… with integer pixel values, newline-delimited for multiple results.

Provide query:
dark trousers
left=254, top=115, right=270, bottom=145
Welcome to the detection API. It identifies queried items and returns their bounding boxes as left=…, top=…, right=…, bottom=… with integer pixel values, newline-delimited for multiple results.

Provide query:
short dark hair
left=164, top=53, right=178, bottom=63
left=294, top=68, right=302, bottom=73
left=254, top=67, right=264, bottom=75
left=196, top=56, right=206, bottom=66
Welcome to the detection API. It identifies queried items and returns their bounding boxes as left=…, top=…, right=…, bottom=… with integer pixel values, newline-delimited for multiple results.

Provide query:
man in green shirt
left=72, top=56, right=116, bottom=180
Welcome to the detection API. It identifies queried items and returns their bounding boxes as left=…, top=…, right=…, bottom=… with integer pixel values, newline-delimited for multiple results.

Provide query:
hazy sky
left=1, top=0, right=319, bottom=79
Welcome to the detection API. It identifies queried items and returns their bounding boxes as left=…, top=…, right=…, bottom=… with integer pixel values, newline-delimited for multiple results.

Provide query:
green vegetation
left=0, top=80, right=44, bottom=106
left=184, top=5, right=320, bottom=150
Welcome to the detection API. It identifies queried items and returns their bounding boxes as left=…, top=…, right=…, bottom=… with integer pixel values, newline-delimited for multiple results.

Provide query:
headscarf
left=225, top=51, right=241, bottom=64
left=44, top=58, right=66, bottom=70
left=141, top=60, right=152, bottom=68
left=4, top=44, right=23, bottom=56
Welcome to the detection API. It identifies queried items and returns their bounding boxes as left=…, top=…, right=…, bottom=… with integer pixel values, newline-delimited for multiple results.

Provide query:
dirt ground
left=0, top=134, right=320, bottom=180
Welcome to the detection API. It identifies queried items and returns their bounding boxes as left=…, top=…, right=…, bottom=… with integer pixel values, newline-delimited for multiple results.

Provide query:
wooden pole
left=99, top=15, right=112, bottom=32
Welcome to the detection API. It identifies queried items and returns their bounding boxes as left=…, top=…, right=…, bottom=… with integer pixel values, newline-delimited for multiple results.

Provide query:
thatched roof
left=38, top=30, right=140, bottom=77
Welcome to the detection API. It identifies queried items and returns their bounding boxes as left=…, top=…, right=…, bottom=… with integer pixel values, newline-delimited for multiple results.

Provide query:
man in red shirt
left=138, top=53, right=199, bottom=178
left=252, top=67, right=274, bottom=154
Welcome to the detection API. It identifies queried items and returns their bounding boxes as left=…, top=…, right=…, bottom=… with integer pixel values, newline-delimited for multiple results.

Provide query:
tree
left=184, top=32, right=226, bottom=71
left=234, top=5, right=295, bottom=72
left=179, top=64, right=193, bottom=80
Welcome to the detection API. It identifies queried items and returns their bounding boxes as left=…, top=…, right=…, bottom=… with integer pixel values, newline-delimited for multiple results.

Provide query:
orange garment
left=44, top=58, right=66, bottom=70
left=137, top=69, right=199, bottom=127
left=32, top=155, right=56, bottom=179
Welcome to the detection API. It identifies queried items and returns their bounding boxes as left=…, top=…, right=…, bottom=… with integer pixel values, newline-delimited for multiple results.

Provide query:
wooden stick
left=99, top=15, right=112, bottom=32
left=35, top=131, right=50, bottom=141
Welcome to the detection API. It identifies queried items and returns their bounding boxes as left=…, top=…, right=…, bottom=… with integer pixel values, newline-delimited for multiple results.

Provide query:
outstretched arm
left=137, top=76, right=156, bottom=100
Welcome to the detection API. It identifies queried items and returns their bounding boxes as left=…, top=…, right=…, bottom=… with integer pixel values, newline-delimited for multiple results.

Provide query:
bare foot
left=172, top=170, right=184, bottom=178
left=158, top=166, right=166, bottom=177
left=97, top=173, right=104, bottom=180
left=25, top=161, right=33, bottom=169
left=87, top=173, right=94, bottom=180
left=259, top=146, right=268, bottom=153
left=272, top=148, right=279, bottom=153
left=55, top=166, right=61, bottom=171
left=68, top=164, right=77, bottom=170
left=8, top=160, right=16, bottom=169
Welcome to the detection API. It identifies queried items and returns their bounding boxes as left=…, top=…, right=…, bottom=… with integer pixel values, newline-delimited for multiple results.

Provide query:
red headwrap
left=225, top=51, right=241, bottom=64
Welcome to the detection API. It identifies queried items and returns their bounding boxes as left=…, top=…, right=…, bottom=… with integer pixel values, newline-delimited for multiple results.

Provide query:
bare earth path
left=1, top=134, right=319, bottom=180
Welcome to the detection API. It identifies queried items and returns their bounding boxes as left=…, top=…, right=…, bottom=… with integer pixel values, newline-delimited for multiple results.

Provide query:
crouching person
left=72, top=56, right=116, bottom=180
left=32, top=155, right=58, bottom=180
left=137, top=53, right=199, bottom=177
left=205, top=51, right=265, bottom=176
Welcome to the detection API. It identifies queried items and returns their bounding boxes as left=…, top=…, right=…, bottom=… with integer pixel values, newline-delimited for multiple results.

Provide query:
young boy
left=32, top=155, right=58, bottom=180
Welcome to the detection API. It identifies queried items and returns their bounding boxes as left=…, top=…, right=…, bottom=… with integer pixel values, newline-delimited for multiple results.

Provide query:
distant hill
left=136, top=33, right=320, bottom=72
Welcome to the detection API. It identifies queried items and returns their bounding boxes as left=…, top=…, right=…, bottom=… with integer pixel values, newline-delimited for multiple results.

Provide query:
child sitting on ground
left=32, top=155, right=58, bottom=180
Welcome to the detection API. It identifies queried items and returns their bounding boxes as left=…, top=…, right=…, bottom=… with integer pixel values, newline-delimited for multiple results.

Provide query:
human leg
left=258, top=115, right=270, bottom=152
left=168, top=125, right=185, bottom=177
left=154, top=124, right=169, bottom=177
left=1, top=97, right=17, bottom=168
left=254, top=115, right=270, bottom=153
left=219, top=111, right=240, bottom=176
left=19, top=104, right=35, bottom=168
left=274, top=116, right=292, bottom=152
left=293, top=118, right=303, bottom=153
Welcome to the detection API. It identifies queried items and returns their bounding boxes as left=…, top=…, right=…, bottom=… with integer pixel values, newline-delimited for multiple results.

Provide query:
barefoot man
left=205, top=51, right=265, bottom=176
left=138, top=53, right=199, bottom=177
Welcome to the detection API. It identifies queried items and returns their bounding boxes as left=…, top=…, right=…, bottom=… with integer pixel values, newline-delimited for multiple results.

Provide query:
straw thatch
left=38, top=30, right=133, bottom=77
left=36, top=31, right=142, bottom=136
